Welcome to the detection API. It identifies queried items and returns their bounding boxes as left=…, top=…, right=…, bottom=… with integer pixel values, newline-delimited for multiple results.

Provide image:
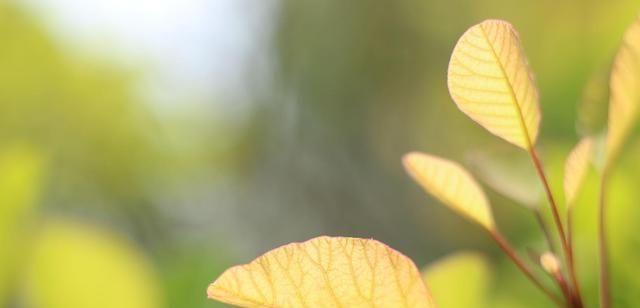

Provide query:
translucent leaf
left=25, top=220, right=162, bottom=308
left=423, top=252, right=491, bottom=308
left=448, top=19, right=540, bottom=150
left=403, top=152, right=495, bottom=230
left=578, top=67, right=609, bottom=136
left=207, top=236, right=435, bottom=308
left=468, top=150, right=542, bottom=208
left=606, top=16, right=640, bottom=166
left=564, top=137, right=594, bottom=207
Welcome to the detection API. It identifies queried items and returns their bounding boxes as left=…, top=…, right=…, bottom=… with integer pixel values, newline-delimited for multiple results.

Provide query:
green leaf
left=423, top=252, right=492, bottom=308
left=25, top=219, right=162, bottom=308
left=468, top=149, right=542, bottom=207
left=0, top=144, right=43, bottom=304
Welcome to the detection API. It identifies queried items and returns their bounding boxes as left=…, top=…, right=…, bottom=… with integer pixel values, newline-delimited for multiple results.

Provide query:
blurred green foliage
left=0, top=4, right=157, bottom=209
left=25, top=219, right=161, bottom=308
left=423, top=252, right=492, bottom=308
left=0, top=145, right=42, bottom=305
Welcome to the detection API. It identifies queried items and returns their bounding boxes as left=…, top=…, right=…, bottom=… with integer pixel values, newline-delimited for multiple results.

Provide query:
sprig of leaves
left=207, top=16, right=640, bottom=308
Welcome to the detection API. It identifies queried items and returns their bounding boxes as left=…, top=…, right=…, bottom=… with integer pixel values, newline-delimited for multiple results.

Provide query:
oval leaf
left=448, top=19, right=540, bottom=150
left=403, top=152, right=494, bottom=230
left=564, top=137, right=594, bottom=207
left=606, top=16, right=640, bottom=167
left=208, top=236, right=435, bottom=308
left=422, top=252, right=491, bottom=308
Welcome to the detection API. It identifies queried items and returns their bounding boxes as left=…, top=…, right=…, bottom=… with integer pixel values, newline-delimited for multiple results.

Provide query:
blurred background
left=2, top=0, right=640, bottom=307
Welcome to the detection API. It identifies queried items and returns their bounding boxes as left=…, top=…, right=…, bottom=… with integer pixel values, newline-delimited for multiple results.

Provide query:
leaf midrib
left=479, top=23, right=534, bottom=150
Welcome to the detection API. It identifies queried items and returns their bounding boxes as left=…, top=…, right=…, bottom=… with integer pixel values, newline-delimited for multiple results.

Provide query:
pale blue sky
left=20, top=0, right=278, bottom=114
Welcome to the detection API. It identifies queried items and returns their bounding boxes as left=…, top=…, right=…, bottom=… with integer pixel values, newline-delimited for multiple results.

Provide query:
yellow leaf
left=423, top=252, right=491, bottom=308
left=539, top=252, right=561, bottom=275
left=563, top=137, right=594, bottom=207
left=403, top=152, right=494, bottom=230
left=606, top=16, right=640, bottom=167
left=448, top=19, right=540, bottom=150
left=207, top=236, right=435, bottom=308
left=26, top=220, right=162, bottom=308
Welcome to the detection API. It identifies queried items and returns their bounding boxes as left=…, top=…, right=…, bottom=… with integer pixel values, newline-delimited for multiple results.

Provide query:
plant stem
left=566, top=206, right=584, bottom=308
left=549, top=269, right=573, bottom=307
left=490, top=230, right=564, bottom=306
left=567, top=207, right=573, bottom=256
left=599, top=172, right=611, bottom=308
left=528, top=148, right=583, bottom=307
left=533, top=209, right=556, bottom=254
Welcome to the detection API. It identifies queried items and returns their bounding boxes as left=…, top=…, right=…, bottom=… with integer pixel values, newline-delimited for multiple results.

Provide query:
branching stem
left=533, top=209, right=556, bottom=255
left=528, top=147, right=583, bottom=307
left=490, top=230, right=563, bottom=306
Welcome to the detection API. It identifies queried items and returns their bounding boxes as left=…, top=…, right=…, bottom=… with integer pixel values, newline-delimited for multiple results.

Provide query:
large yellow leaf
left=448, top=19, right=540, bottom=150
left=422, top=252, right=491, bottom=308
left=403, top=152, right=495, bottom=230
left=563, top=137, right=594, bottom=207
left=606, top=16, right=640, bottom=166
left=207, top=236, right=435, bottom=308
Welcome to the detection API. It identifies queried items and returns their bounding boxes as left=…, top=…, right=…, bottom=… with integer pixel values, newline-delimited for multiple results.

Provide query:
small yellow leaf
left=448, top=19, right=540, bottom=150
left=208, top=236, right=435, bottom=308
left=403, top=152, right=494, bottom=230
left=606, top=16, right=640, bottom=166
left=539, top=252, right=561, bottom=275
left=563, top=137, right=594, bottom=207
left=423, top=252, right=491, bottom=308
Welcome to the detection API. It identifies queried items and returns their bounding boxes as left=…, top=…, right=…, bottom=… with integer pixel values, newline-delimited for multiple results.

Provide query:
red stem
left=529, top=148, right=583, bottom=307
left=490, top=231, right=564, bottom=305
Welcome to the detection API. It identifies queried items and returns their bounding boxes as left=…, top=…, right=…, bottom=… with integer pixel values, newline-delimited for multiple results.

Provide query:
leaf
left=0, top=144, right=43, bottom=304
left=403, top=152, right=495, bottom=230
left=447, top=19, right=540, bottom=150
left=25, top=219, right=162, bottom=308
left=606, top=16, right=640, bottom=167
left=207, top=236, right=435, bottom=308
left=578, top=67, right=609, bottom=136
left=563, top=137, right=594, bottom=207
left=422, top=252, right=491, bottom=308
left=468, top=150, right=542, bottom=208
left=539, top=252, right=560, bottom=275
